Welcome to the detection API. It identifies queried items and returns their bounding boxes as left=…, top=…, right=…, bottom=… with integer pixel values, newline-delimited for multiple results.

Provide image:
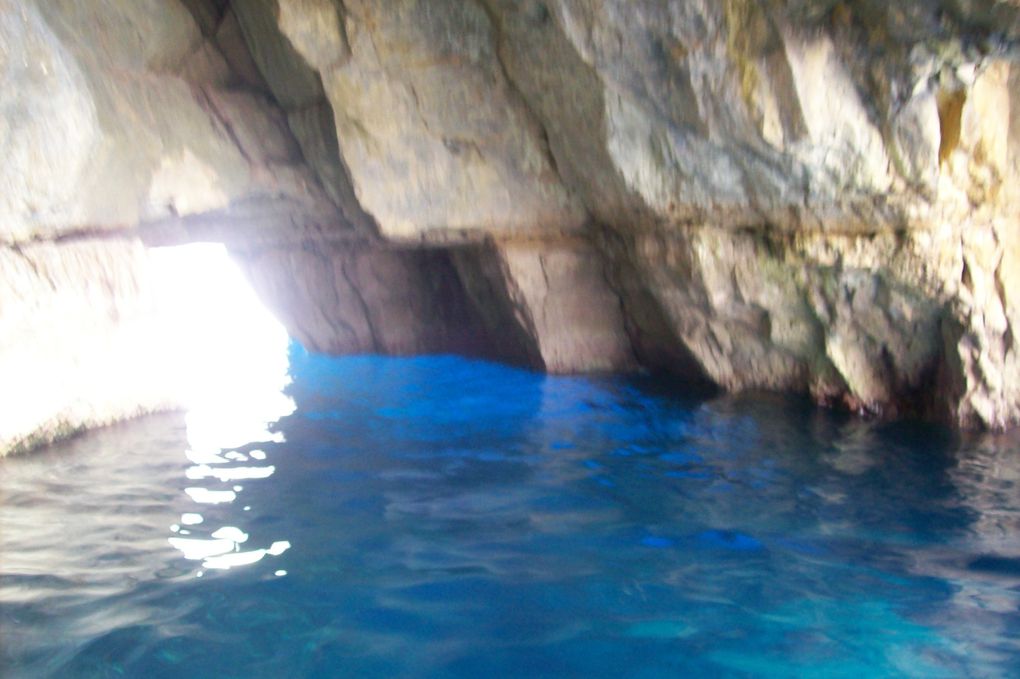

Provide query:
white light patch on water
left=211, top=526, right=248, bottom=543
left=201, top=540, right=291, bottom=571
left=267, top=541, right=291, bottom=556
left=185, top=487, right=236, bottom=504
left=169, top=527, right=287, bottom=573
left=275, top=570, right=287, bottom=577
left=185, top=464, right=276, bottom=482
left=151, top=244, right=295, bottom=576
left=168, top=537, right=235, bottom=560
left=202, top=549, right=269, bottom=570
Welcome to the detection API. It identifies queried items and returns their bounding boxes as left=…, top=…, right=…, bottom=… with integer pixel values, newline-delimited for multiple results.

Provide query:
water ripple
left=2, top=352, right=1020, bottom=677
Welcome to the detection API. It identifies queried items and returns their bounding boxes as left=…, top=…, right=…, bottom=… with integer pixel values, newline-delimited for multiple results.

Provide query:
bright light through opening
left=151, top=243, right=295, bottom=575
left=148, top=243, right=295, bottom=454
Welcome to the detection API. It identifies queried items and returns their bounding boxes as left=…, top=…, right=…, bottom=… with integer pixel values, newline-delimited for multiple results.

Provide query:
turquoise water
left=2, top=346, right=1020, bottom=677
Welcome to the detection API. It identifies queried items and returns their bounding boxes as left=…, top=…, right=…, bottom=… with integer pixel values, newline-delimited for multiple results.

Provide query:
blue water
left=2, top=347, right=1020, bottom=678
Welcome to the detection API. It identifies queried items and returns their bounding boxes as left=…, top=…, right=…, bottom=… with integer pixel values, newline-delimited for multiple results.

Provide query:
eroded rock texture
left=2, top=0, right=1019, bottom=452
left=0, top=0, right=338, bottom=243
left=222, top=0, right=1020, bottom=428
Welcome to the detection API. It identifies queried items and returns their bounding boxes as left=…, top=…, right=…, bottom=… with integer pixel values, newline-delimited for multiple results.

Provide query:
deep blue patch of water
left=2, top=346, right=1020, bottom=677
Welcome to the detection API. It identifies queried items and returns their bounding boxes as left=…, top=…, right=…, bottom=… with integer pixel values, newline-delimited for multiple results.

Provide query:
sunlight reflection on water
left=2, top=352, right=1020, bottom=677
left=149, top=244, right=294, bottom=575
left=3, top=248, right=1020, bottom=677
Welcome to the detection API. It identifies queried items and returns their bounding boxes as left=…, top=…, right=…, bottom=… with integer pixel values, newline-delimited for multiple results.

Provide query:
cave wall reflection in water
left=2, top=342, right=1020, bottom=675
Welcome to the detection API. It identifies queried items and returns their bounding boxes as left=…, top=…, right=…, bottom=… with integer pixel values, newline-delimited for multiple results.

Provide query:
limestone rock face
left=221, top=0, right=1019, bottom=429
left=231, top=241, right=506, bottom=359
left=0, top=0, right=336, bottom=245
left=452, top=240, right=638, bottom=373
left=0, top=239, right=185, bottom=454
left=3, top=0, right=1020, bottom=454
left=299, top=0, right=585, bottom=239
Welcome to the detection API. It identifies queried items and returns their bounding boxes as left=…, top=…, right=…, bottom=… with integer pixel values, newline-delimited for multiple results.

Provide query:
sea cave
left=2, top=1, right=1020, bottom=676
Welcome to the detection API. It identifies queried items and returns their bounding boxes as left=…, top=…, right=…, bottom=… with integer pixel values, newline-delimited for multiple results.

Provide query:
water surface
left=2, top=347, right=1020, bottom=677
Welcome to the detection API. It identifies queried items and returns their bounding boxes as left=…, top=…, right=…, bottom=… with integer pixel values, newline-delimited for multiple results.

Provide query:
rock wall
left=2, top=0, right=1019, bottom=454
left=0, top=0, right=341, bottom=455
left=0, top=239, right=185, bottom=454
left=452, top=240, right=638, bottom=373
left=231, top=241, right=508, bottom=360
left=223, top=0, right=1019, bottom=429
left=0, top=0, right=339, bottom=244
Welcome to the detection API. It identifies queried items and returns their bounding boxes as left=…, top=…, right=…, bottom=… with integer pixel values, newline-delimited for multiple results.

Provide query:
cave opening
left=3, top=0, right=1020, bottom=675
left=147, top=242, right=295, bottom=453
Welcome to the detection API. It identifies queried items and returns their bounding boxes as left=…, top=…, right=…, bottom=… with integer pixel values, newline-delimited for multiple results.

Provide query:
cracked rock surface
left=2, top=0, right=1019, bottom=453
left=223, top=0, right=1020, bottom=429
